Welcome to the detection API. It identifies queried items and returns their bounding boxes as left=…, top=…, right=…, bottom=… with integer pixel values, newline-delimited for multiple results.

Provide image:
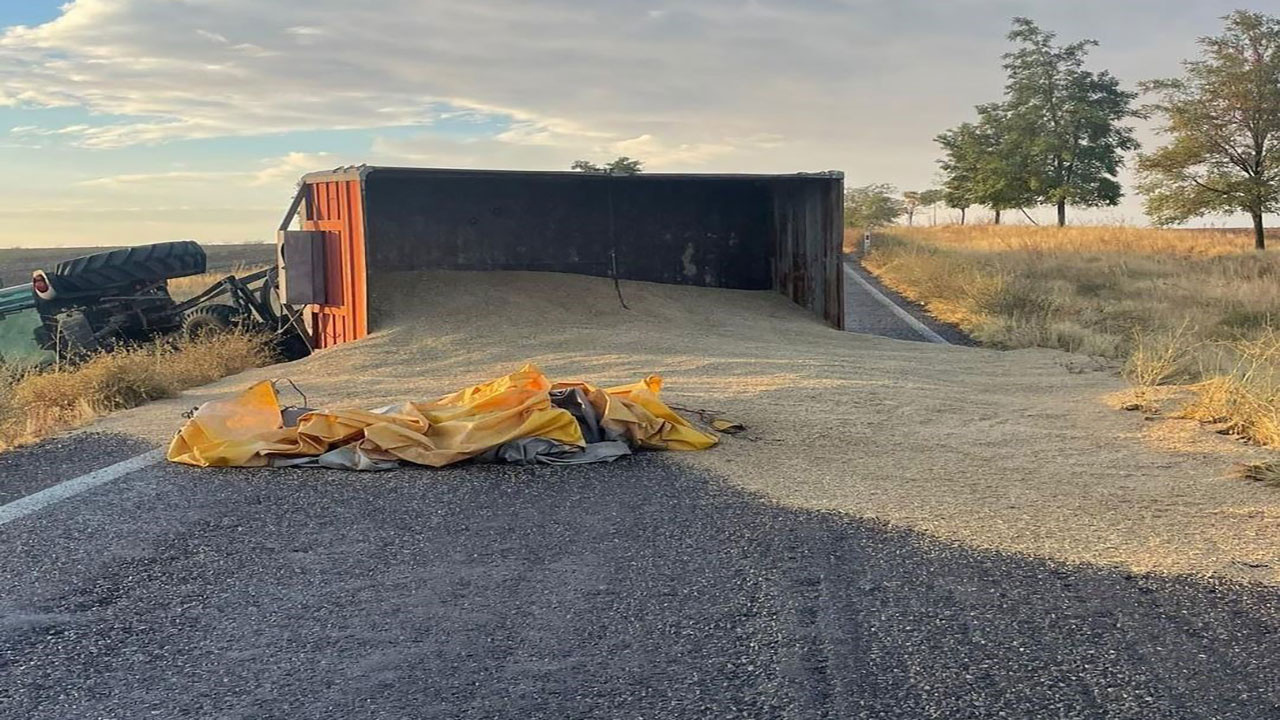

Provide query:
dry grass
left=167, top=263, right=270, bottom=301
left=862, top=225, right=1280, bottom=445
left=0, top=262, right=274, bottom=453
left=0, top=332, right=270, bottom=452
left=1235, top=460, right=1280, bottom=485
left=1174, top=331, right=1280, bottom=445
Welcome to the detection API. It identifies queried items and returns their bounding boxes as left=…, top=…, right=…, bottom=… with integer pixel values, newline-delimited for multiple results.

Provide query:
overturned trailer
left=278, top=166, right=845, bottom=349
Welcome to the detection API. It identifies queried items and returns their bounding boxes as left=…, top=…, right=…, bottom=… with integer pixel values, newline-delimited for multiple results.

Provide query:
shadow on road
left=1, top=454, right=1276, bottom=718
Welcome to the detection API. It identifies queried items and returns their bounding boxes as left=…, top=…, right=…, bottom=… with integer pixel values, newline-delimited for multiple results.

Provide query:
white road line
left=0, top=447, right=165, bottom=526
left=843, top=264, right=951, bottom=345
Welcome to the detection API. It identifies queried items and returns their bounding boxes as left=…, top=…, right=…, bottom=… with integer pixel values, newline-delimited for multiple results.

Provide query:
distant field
left=0, top=242, right=274, bottom=287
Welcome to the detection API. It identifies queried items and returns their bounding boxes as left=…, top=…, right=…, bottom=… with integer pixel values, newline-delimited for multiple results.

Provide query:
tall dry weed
left=1123, top=324, right=1199, bottom=388
left=0, top=332, right=269, bottom=452
left=1177, top=331, right=1280, bottom=445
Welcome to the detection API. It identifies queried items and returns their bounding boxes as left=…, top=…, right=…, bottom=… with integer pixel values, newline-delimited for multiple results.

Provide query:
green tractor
left=0, top=241, right=309, bottom=368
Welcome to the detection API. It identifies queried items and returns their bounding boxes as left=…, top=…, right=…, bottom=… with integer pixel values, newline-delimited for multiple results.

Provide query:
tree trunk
left=960, top=207, right=966, bottom=226
left=1253, top=210, right=1266, bottom=251
left=994, top=209, right=1002, bottom=225
left=1056, top=199, right=1066, bottom=227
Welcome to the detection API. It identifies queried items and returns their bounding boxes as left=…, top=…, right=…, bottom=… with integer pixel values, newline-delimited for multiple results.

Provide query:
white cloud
left=77, top=170, right=243, bottom=187
left=608, top=134, right=735, bottom=167
left=196, top=29, right=228, bottom=44
left=0, top=0, right=871, bottom=164
left=0, top=0, right=1266, bottom=246
left=77, top=151, right=343, bottom=189
left=249, top=151, right=340, bottom=185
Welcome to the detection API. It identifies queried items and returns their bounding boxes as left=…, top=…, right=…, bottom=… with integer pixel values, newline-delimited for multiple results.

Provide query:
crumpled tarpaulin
left=166, top=364, right=718, bottom=470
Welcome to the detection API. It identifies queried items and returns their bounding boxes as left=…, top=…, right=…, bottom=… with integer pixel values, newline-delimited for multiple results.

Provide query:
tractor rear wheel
left=182, top=304, right=240, bottom=339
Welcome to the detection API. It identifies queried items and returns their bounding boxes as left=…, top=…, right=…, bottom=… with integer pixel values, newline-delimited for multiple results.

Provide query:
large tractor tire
left=182, top=304, right=240, bottom=339
left=48, top=241, right=207, bottom=294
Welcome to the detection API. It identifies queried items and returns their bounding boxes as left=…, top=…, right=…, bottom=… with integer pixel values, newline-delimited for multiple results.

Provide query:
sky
left=0, top=0, right=1272, bottom=248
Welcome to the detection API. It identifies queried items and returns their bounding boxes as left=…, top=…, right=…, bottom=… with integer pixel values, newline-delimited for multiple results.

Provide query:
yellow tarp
left=167, top=364, right=718, bottom=468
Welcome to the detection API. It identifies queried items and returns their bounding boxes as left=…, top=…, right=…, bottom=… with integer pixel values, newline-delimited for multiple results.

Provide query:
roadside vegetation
left=862, top=225, right=1280, bottom=447
left=0, top=332, right=270, bottom=453
left=167, top=263, right=271, bottom=301
left=844, top=11, right=1280, bottom=462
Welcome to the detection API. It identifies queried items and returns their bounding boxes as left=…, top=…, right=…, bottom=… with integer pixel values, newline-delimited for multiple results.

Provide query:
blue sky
left=0, top=1, right=62, bottom=27
left=0, top=1, right=1273, bottom=247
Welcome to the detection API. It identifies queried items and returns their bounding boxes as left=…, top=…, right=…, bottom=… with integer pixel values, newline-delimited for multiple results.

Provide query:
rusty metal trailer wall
left=294, top=167, right=844, bottom=347
left=771, top=177, right=845, bottom=328
left=298, top=179, right=368, bottom=348
left=360, top=170, right=777, bottom=291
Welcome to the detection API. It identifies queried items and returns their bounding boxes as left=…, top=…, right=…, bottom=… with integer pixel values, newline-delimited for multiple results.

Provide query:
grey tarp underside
left=271, top=387, right=632, bottom=471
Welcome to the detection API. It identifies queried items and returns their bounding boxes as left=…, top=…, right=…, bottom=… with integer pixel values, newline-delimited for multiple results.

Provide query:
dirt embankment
left=94, top=271, right=1280, bottom=582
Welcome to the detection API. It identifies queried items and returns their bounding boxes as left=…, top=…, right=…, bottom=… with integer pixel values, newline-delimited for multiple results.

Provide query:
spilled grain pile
left=95, top=271, right=1280, bottom=582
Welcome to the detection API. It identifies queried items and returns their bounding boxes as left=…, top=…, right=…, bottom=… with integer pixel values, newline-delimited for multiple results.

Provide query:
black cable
left=606, top=176, right=630, bottom=310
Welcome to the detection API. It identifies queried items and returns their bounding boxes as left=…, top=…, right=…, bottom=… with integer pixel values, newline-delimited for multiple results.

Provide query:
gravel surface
left=1, top=455, right=1277, bottom=719
left=90, top=271, right=1280, bottom=581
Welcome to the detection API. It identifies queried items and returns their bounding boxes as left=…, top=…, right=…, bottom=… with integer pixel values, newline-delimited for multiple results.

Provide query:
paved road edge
left=0, top=447, right=165, bottom=526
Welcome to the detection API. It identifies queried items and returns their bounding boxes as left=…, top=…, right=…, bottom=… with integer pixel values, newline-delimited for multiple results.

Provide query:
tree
left=936, top=104, right=1040, bottom=225
left=1000, top=17, right=1140, bottom=226
left=1137, top=11, right=1280, bottom=250
left=936, top=121, right=983, bottom=224
left=605, top=156, right=643, bottom=174
left=570, top=156, right=644, bottom=175
left=918, top=188, right=945, bottom=225
left=936, top=123, right=979, bottom=224
left=844, top=184, right=906, bottom=228
left=902, top=190, right=924, bottom=226
left=970, top=104, right=1039, bottom=224
left=933, top=118, right=993, bottom=225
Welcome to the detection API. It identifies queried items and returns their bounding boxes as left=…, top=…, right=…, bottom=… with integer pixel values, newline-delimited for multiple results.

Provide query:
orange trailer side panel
left=302, top=179, right=367, bottom=348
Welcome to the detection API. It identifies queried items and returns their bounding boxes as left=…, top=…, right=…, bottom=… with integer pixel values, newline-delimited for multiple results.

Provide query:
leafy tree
left=605, top=156, right=644, bottom=174
left=936, top=134, right=972, bottom=222
left=1000, top=17, right=1140, bottom=226
left=970, top=103, right=1039, bottom=224
left=845, top=183, right=906, bottom=228
left=936, top=124, right=978, bottom=224
left=918, top=188, right=945, bottom=225
left=902, top=190, right=924, bottom=226
left=936, top=105, right=1038, bottom=225
left=570, top=156, right=644, bottom=175
left=1137, top=11, right=1280, bottom=250
left=937, top=122, right=997, bottom=224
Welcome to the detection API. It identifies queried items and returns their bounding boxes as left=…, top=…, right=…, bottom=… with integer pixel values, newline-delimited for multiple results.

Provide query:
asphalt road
left=842, top=259, right=973, bottom=345
left=1, top=286, right=1275, bottom=718
left=1, top=432, right=1279, bottom=719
